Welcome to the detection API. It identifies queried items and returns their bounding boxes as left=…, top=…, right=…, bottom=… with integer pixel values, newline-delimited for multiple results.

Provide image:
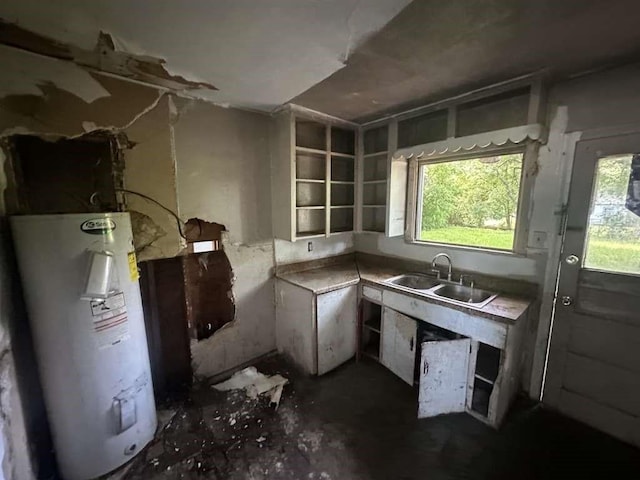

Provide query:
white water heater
left=10, top=213, right=157, bottom=480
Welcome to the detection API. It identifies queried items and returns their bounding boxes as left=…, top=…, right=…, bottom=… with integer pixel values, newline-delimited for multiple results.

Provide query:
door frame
left=543, top=131, right=640, bottom=406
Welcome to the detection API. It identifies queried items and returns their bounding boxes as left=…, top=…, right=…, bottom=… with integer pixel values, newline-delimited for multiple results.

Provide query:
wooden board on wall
left=139, top=258, right=192, bottom=397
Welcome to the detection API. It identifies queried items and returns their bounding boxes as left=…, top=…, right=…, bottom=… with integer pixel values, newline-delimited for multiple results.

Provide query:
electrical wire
left=91, top=189, right=186, bottom=239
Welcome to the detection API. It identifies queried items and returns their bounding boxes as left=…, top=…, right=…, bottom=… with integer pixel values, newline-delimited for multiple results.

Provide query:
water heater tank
left=10, top=213, right=157, bottom=480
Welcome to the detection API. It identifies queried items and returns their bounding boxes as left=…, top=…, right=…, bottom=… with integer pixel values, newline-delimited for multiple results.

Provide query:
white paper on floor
left=212, top=367, right=289, bottom=407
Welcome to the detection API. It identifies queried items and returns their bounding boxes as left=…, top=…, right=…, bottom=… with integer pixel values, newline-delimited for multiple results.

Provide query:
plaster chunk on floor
left=213, top=366, right=288, bottom=405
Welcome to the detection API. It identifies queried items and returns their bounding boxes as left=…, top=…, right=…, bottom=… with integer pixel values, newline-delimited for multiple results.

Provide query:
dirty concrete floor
left=115, top=356, right=640, bottom=480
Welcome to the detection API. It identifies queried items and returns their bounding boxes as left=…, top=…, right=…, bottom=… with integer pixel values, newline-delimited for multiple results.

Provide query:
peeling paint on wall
left=190, top=235, right=275, bottom=379
left=130, top=210, right=167, bottom=255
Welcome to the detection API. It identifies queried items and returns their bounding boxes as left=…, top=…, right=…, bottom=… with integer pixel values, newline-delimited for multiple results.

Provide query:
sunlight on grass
left=421, top=226, right=514, bottom=250
left=422, top=227, right=640, bottom=274
left=585, top=238, right=640, bottom=275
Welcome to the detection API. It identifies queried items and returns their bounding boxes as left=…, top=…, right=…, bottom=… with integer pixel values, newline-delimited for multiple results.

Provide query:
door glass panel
left=583, top=154, right=640, bottom=275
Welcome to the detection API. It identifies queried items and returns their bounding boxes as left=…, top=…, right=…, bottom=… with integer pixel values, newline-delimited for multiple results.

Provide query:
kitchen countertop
left=276, top=262, right=360, bottom=295
left=276, top=261, right=532, bottom=323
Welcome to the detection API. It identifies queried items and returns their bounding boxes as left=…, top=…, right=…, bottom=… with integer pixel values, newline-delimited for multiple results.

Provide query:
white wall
left=172, top=100, right=277, bottom=378
left=274, top=234, right=355, bottom=265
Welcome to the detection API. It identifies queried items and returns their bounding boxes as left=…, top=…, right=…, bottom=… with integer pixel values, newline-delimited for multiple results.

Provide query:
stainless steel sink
left=385, top=273, right=441, bottom=290
left=432, top=284, right=497, bottom=307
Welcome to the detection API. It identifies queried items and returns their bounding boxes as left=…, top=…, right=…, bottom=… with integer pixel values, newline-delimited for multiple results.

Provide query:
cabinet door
left=316, top=285, right=357, bottom=375
left=381, top=307, right=417, bottom=385
left=418, top=338, right=471, bottom=418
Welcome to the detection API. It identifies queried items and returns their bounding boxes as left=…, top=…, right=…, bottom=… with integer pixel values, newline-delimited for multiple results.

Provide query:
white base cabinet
left=359, top=284, right=528, bottom=428
left=381, top=307, right=417, bottom=386
left=276, top=279, right=357, bottom=375
left=418, top=337, right=471, bottom=418
left=317, top=286, right=358, bottom=375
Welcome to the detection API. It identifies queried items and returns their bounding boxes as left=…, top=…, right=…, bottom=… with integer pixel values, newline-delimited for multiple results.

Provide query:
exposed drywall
left=0, top=47, right=183, bottom=260
left=0, top=45, right=108, bottom=102
left=173, top=100, right=277, bottom=377
left=0, top=0, right=411, bottom=110
left=190, top=236, right=275, bottom=379
left=0, top=22, right=218, bottom=95
left=0, top=49, right=188, bottom=478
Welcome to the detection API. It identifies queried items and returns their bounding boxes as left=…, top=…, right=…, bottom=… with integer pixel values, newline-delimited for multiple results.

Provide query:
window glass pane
left=583, top=155, right=640, bottom=275
left=419, top=153, right=523, bottom=250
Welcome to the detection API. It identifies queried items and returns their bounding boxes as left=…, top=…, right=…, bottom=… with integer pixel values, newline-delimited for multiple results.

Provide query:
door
left=381, top=307, right=417, bottom=385
left=544, top=134, right=640, bottom=447
left=418, top=337, right=471, bottom=418
left=316, top=285, right=357, bottom=375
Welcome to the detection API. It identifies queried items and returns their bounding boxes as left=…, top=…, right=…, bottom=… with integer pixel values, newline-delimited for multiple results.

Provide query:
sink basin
left=432, top=284, right=497, bottom=306
left=385, top=273, right=441, bottom=290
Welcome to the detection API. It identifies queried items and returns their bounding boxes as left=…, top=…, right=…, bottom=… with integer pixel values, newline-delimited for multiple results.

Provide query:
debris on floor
left=114, top=357, right=352, bottom=480
left=103, top=355, right=640, bottom=480
left=212, top=366, right=288, bottom=408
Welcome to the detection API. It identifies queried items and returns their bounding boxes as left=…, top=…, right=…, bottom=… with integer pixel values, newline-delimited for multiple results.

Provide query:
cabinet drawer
left=362, top=285, right=382, bottom=302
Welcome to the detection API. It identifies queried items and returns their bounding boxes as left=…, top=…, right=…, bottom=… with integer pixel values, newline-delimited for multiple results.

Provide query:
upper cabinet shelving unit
left=272, top=108, right=357, bottom=241
left=273, top=75, right=545, bottom=242
left=357, top=120, right=406, bottom=237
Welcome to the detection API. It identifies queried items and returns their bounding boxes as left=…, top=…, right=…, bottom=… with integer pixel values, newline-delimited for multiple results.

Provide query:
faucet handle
left=459, top=274, right=474, bottom=288
left=428, top=268, right=441, bottom=279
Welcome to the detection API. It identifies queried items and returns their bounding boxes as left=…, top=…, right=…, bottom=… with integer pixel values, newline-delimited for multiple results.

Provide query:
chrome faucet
left=431, top=253, right=453, bottom=282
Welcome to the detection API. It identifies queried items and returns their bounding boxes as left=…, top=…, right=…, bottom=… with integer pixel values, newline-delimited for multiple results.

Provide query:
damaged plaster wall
left=172, top=100, right=276, bottom=378
left=0, top=46, right=183, bottom=261
left=0, top=46, right=187, bottom=478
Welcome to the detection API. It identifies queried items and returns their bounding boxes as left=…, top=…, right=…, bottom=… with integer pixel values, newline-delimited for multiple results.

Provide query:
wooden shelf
left=330, top=151, right=356, bottom=159
left=296, top=231, right=326, bottom=239
left=330, top=205, right=354, bottom=209
left=296, top=179, right=325, bottom=184
left=362, top=343, right=380, bottom=361
left=330, top=180, right=355, bottom=185
left=330, top=230, right=353, bottom=236
left=296, top=206, right=325, bottom=210
left=295, top=146, right=327, bottom=156
left=363, top=180, right=387, bottom=185
left=474, top=374, right=495, bottom=386
left=363, top=151, right=388, bottom=158
left=364, top=316, right=381, bottom=333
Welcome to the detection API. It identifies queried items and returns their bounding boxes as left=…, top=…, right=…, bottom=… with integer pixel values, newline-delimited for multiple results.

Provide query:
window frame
left=405, top=143, right=538, bottom=255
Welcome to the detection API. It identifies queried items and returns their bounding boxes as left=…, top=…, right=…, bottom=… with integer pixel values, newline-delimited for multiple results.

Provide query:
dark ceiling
left=293, top=0, right=640, bottom=122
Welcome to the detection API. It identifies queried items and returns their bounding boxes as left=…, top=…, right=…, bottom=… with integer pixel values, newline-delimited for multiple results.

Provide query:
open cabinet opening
left=471, top=343, right=501, bottom=417
left=361, top=300, right=382, bottom=360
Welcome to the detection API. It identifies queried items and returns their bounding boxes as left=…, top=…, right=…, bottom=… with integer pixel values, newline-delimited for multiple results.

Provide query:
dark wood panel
left=139, top=258, right=192, bottom=397
left=576, top=286, right=639, bottom=325
left=182, top=252, right=235, bottom=340
left=579, top=269, right=640, bottom=297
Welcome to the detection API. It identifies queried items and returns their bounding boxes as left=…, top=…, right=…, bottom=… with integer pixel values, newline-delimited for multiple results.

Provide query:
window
left=583, top=154, right=640, bottom=275
left=415, top=152, right=524, bottom=251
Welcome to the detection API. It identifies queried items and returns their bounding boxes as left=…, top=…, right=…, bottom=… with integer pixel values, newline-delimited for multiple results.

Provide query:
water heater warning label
left=90, top=293, right=130, bottom=349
